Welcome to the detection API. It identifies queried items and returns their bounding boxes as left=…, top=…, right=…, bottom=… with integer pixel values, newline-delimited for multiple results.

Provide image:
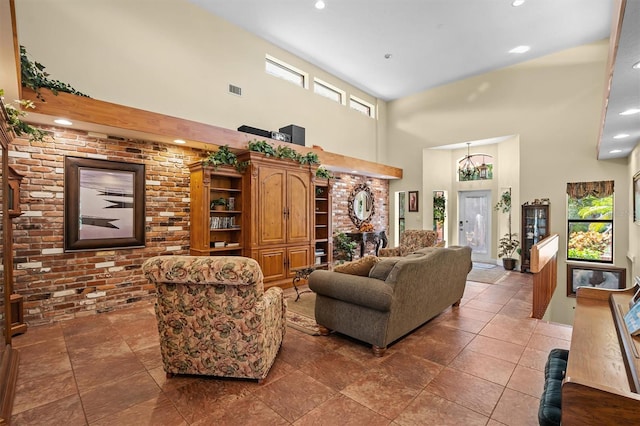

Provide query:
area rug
left=467, top=264, right=509, bottom=284
left=284, top=288, right=320, bottom=336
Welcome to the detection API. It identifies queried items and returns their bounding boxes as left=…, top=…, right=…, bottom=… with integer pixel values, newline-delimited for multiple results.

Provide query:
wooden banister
left=530, top=234, right=559, bottom=319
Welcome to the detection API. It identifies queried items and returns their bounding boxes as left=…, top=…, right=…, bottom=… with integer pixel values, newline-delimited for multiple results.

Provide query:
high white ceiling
left=189, top=0, right=639, bottom=160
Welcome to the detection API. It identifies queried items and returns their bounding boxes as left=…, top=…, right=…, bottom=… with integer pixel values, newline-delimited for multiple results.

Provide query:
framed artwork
left=567, top=263, right=626, bottom=297
left=634, top=171, right=640, bottom=223
left=64, top=156, right=145, bottom=251
left=408, top=190, right=419, bottom=212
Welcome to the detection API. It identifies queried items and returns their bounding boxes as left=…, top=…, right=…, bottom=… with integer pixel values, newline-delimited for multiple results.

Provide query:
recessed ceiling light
left=315, top=0, right=325, bottom=10
left=512, top=0, right=526, bottom=6
left=613, top=133, right=630, bottom=139
left=54, top=118, right=72, bottom=125
left=384, top=53, right=392, bottom=59
left=633, top=61, right=640, bottom=69
left=174, top=139, right=186, bottom=144
left=610, top=149, right=623, bottom=154
left=620, top=108, right=640, bottom=116
left=509, top=45, right=530, bottom=54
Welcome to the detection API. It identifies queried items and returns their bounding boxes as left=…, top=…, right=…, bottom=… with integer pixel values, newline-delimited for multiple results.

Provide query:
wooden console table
left=345, top=231, right=388, bottom=258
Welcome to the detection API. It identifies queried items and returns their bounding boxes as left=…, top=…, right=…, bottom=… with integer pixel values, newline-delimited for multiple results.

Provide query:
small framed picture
left=408, top=191, right=419, bottom=212
left=567, top=264, right=626, bottom=297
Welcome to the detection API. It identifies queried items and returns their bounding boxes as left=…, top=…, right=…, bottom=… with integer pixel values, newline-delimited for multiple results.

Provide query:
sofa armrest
left=308, top=270, right=393, bottom=312
left=379, top=247, right=401, bottom=257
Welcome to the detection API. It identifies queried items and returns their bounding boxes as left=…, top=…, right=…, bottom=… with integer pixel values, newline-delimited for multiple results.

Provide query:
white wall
left=13, top=0, right=383, bottom=162
left=387, top=41, right=630, bottom=325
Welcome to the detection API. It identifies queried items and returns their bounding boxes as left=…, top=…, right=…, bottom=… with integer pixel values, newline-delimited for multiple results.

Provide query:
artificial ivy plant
left=203, top=145, right=248, bottom=172
left=20, top=45, right=90, bottom=101
left=0, top=89, right=48, bottom=142
left=248, top=139, right=320, bottom=166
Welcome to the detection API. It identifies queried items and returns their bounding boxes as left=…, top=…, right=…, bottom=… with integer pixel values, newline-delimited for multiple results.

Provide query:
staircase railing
left=530, top=234, right=559, bottom=319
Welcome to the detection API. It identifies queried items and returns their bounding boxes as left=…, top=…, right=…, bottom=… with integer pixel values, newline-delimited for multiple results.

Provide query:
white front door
left=458, top=190, right=492, bottom=262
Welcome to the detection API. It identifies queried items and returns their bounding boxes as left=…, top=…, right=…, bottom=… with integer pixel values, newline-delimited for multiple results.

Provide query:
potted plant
left=494, top=189, right=520, bottom=270
left=433, top=193, right=446, bottom=241
left=211, top=197, right=227, bottom=211
left=333, top=231, right=357, bottom=263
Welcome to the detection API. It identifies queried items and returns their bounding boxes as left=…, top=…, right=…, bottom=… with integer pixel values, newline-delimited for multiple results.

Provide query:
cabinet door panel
left=259, top=167, right=286, bottom=246
left=287, top=170, right=311, bottom=243
left=258, top=248, right=286, bottom=282
left=287, top=246, right=311, bottom=278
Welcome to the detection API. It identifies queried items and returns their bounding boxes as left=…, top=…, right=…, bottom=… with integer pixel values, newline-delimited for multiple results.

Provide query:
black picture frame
left=567, top=263, right=626, bottom=297
left=408, top=190, right=419, bottom=212
left=634, top=171, right=640, bottom=223
left=64, top=156, right=145, bottom=251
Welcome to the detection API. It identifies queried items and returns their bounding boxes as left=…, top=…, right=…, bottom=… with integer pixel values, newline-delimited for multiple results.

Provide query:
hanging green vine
left=1, top=89, right=49, bottom=142
left=20, top=45, right=90, bottom=101
left=248, top=139, right=320, bottom=166
left=203, top=145, right=248, bottom=172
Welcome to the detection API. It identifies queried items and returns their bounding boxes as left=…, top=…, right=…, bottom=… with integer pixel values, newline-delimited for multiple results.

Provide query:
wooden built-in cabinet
left=189, top=163, right=244, bottom=255
left=313, top=180, right=332, bottom=267
left=190, top=153, right=321, bottom=288
left=521, top=203, right=550, bottom=273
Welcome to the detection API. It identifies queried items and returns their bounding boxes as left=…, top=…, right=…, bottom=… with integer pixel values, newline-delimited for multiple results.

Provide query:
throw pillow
left=334, top=256, right=379, bottom=276
left=368, top=258, right=400, bottom=281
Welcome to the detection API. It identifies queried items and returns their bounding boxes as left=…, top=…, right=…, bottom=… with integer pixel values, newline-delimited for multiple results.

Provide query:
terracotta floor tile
left=80, top=371, right=162, bottom=424
left=374, top=352, right=443, bottom=390
left=518, top=346, right=550, bottom=372
left=507, top=365, right=545, bottom=398
left=16, top=339, right=72, bottom=382
left=425, top=367, right=503, bottom=416
left=463, top=299, right=504, bottom=313
left=295, top=394, right=391, bottom=426
left=134, top=345, right=163, bottom=371
left=400, top=333, right=466, bottom=365
left=433, top=312, right=489, bottom=334
left=466, top=335, right=525, bottom=364
left=164, top=376, right=254, bottom=424
left=526, top=332, right=571, bottom=353
left=480, top=317, right=536, bottom=347
left=11, top=394, right=86, bottom=426
left=148, top=366, right=203, bottom=393
left=253, top=370, right=336, bottom=422
left=340, top=369, right=420, bottom=419
left=11, top=323, right=63, bottom=349
left=304, top=349, right=369, bottom=390
left=73, top=350, right=147, bottom=391
left=278, top=332, right=331, bottom=368
left=193, top=396, right=287, bottom=426
left=449, top=348, right=516, bottom=386
left=91, top=394, right=187, bottom=426
left=60, top=315, right=113, bottom=339
left=394, top=391, right=488, bottom=426
left=534, top=321, right=573, bottom=341
left=498, top=298, right=534, bottom=318
left=491, top=388, right=540, bottom=426
left=13, top=369, right=78, bottom=414
left=455, top=306, right=497, bottom=322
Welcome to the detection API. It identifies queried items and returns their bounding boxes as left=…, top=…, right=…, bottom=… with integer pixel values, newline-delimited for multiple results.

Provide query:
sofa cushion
left=368, top=258, right=400, bottom=281
left=334, top=256, right=379, bottom=276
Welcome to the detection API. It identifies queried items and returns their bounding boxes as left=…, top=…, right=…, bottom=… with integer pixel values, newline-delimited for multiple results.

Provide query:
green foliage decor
left=494, top=189, right=519, bottom=259
left=333, top=231, right=357, bottom=263
left=316, top=167, right=335, bottom=179
left=248, top=139, right=320, bottom=166
left=0, top=89, right=49, bottom=142
left=433, top=193, right=446, bottom=224
left=20, top=45, right=90, bottom=101
left=203, top=145, right=248, bottom=172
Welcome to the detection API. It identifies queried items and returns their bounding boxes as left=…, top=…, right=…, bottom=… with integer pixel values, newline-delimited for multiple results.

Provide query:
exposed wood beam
left=21, top=88, right=402, bottom=179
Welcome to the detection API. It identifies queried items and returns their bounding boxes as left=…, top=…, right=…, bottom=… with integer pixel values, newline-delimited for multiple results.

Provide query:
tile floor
left=10, top=270, right=571, bottom=425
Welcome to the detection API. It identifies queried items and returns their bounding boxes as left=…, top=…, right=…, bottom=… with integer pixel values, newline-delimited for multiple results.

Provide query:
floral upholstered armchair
left=142, top=255, right=286, bottom=382
left=378, top=229, right=439, bottom=257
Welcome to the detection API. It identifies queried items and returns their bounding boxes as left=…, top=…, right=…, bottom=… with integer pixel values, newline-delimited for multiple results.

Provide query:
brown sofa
left=378, top=229, right=439, bottom=257
left=308, top=246, right=472, bottom=356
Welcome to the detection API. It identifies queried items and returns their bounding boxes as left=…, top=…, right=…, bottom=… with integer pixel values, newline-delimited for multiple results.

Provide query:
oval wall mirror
left=348, top=183, right=375, bottom=228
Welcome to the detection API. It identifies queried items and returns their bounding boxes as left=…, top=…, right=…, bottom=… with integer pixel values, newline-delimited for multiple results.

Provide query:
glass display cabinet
left=521, top=203, right=550, bottom=272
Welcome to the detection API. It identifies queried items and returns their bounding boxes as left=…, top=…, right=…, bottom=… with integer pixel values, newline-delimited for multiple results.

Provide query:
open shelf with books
left=314, top=179, right=332, bottom=267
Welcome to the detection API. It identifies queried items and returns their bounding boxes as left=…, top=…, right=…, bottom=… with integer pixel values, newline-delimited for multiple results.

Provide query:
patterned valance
left=566, top=180, right=614, bottom=199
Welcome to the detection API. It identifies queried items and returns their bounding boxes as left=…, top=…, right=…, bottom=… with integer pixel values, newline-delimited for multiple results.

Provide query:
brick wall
left=331, top=173, right=389, bottom=257
left=6, top=127, right=389, bottom=325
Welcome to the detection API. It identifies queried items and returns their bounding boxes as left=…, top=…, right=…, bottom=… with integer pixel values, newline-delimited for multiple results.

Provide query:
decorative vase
left=502, top=258, right=517, bottom=271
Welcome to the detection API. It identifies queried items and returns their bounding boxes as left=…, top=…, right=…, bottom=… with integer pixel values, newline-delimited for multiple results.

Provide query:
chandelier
left=459, top=143, right=491, bottom=181
left=459, top=143, right=477, bottom=180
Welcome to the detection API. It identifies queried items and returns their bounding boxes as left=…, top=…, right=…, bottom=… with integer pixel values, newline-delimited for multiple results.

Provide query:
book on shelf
left=624, top=300, right=640, bottom=336
left=226, top=242, right=240, bottom=247
left=213, top=241, right=226, bottom=248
